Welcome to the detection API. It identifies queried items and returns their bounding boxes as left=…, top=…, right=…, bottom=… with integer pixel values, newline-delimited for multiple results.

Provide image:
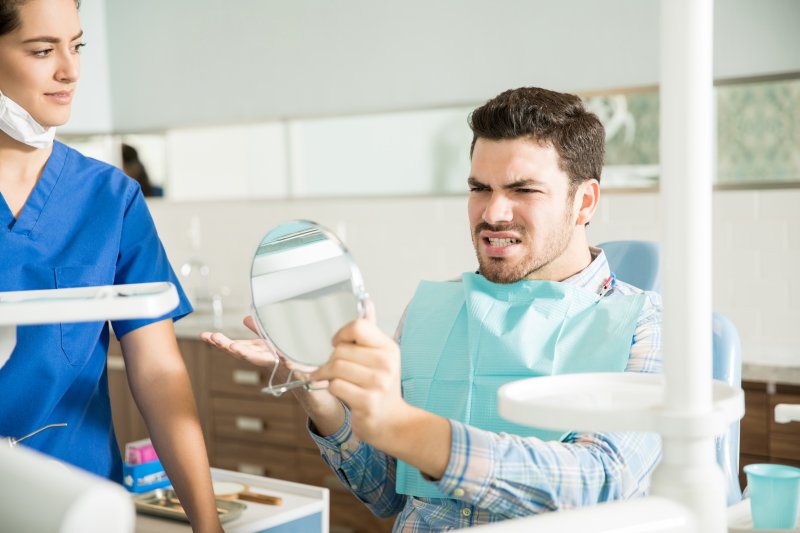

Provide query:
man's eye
left=469, top=186, right=488, bottom=192
left=516, top=188, right=541, bottom=194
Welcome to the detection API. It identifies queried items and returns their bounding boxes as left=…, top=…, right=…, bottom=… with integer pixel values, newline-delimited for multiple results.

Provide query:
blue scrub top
left=0, top=141, right=192, bottom=481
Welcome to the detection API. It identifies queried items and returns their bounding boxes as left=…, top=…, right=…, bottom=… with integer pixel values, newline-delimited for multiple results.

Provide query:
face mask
left=0, top=90, right=56, bottom=149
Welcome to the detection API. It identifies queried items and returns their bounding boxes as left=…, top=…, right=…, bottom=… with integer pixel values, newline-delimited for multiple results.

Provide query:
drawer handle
left=237, top=463, right=266, bottom=476
left=232, top=369, right=261, bottom=386
left=235, top=416, right=265, bottom=432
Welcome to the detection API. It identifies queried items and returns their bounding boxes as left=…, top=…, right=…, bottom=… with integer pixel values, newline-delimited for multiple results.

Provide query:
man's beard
left=473, top=210, right=575, bottom=284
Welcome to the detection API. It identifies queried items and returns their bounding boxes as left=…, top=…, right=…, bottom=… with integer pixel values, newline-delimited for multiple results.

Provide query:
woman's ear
left=574, top=179, right=600, bottom=226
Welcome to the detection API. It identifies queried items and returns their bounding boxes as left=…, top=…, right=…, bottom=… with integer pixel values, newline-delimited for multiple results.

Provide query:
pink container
left=125, top=438, right=159, bottom=465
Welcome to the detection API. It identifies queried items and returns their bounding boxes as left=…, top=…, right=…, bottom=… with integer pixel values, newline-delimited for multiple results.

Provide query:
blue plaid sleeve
left=308, top=407, right=407, bottom=518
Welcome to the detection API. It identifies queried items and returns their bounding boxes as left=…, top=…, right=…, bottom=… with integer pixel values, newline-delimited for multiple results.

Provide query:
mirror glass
left=250, top=220, right=367, bottom=369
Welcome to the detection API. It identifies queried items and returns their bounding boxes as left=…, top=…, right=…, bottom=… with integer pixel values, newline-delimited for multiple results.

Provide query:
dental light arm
left=0, top=282, right=178, bottom=369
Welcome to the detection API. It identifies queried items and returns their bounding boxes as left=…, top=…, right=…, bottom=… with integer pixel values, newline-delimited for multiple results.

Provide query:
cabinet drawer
left=771, top=435, right=800, bottom=461
left=741, top=388, right=769, bottom=456
left=213, top=441, right=300, bottom=481
left=769, top=392, right=800, bottom=461
left=210, top=355, right=272, bottom=397
left=212, top=396, right=300, bottom=447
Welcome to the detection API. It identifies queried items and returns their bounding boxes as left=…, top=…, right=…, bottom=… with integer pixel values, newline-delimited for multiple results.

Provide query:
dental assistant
left=0, top=1, right=222, bottom=531
left=204, top=87, right=664, bottom=531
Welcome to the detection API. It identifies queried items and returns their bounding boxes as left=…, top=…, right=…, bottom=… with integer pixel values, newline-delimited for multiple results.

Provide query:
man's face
left=468, top=137, right=582, bottom=283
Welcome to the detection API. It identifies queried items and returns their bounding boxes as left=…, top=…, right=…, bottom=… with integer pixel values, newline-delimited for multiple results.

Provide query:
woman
left=122, top=142, right=163, bottom=197
left=0, top=1, right=222, bottom=531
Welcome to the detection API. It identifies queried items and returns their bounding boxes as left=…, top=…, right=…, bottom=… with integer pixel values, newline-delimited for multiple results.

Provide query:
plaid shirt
left=309, top=248, right=663, bottom=532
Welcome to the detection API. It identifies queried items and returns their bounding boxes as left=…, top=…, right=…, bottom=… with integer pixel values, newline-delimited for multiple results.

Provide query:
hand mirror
left=250, top=220, right=367, bottom=395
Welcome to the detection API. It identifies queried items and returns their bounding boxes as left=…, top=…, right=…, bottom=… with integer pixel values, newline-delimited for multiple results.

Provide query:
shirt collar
left=562, top=246, right=612, bottom=292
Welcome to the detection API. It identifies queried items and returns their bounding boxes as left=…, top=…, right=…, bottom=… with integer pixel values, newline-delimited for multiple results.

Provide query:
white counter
left=135, top=469, right=328, bottom=533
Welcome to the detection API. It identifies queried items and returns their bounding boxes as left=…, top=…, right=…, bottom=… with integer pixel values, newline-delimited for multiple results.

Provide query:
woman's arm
left=121, top=319, right=222, bottom=533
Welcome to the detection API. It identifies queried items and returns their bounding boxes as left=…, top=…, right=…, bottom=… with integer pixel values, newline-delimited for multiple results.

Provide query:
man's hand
left=200, top=315, right=282, bottom=367
left=311, top=316, right=410, bottom=449
left=200, top=315, right=345, bottom=436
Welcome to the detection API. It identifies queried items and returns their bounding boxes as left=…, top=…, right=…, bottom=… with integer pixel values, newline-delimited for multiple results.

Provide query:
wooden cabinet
left=206, top=349, right=394, bottom=533
left=107, top=339, right=147, bottom=453
left=108, top=338, right=394, bottom=533
left=107, top=338, right=211, bottom=457
left=739, top=381, right=800, bottom=490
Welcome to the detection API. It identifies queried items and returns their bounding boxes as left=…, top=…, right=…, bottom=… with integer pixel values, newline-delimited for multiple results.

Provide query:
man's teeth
left=488, top=237, right=520, bottom=246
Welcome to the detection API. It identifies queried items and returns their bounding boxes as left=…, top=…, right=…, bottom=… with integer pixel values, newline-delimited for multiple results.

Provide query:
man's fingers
left=363, top=298, right=377, bottom=324
left=332, top=318, right=391, bottom=348
left=325, top=376, right=367, bottom=407
left=311, top=357, right=377, bottom=387
left=200, top=331, right=234, bottom=349
left=243, top=315, right=259, bottom=334
left=201, top=331, right=279, bottom=366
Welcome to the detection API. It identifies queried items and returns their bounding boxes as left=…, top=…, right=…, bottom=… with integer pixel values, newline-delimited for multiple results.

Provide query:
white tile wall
left=147, top=188, right=800, bottom=366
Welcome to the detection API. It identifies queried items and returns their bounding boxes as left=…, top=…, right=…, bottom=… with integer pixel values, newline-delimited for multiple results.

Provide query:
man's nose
left=483, top=193, right=513, bottom=224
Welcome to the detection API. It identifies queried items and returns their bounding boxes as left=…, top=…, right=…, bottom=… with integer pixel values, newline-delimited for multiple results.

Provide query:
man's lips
left=480, top=231, right=522, bottom=246
left=479, top=231, right=523, bottom=256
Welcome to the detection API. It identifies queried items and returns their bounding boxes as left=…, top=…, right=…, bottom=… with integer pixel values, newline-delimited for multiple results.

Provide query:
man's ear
left=574, top=179, right=600, bottom=226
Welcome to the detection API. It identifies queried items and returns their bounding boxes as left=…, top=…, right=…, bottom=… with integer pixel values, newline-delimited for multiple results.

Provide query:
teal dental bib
left=396, top=272, right=645, bottom=498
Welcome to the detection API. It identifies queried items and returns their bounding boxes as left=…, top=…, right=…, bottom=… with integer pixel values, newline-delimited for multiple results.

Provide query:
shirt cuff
left=434, top=420, right=494, bottom=502
left=306, top=407, right=364, bottom=469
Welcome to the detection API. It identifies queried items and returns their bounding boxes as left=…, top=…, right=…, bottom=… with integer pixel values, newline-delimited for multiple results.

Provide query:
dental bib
left=0, top=91, right=56, bottom=149
left=396, top=272, right=645, bottom=498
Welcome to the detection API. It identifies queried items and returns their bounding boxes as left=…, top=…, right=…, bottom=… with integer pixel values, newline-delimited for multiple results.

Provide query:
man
left=203, top=86, right=662, bottom=531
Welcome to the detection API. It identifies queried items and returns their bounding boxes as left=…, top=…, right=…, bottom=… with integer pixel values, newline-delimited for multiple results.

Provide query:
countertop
left=172, top=313, right=800, bottom=386
left=173, top=311, right=254, bottom=341
left=135, top=468, right=328, bottom=533
left=742, top=363, right=800, bottom=387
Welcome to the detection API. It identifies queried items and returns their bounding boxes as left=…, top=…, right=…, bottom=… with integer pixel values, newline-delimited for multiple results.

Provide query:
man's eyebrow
left=467, top=177, right=485, bottom=187
left=503, top=178, right=547, bottom=189
left=22, top=30, right=84, bottom=45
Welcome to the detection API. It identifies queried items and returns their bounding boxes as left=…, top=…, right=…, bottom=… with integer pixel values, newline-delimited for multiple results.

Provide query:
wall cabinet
left=739, top=380, right=800, bottom=490
left=108, top=338, right=394, bottom=533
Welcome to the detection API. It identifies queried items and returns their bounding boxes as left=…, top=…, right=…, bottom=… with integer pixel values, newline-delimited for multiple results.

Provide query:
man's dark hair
left=0, top=0, right=80, bottom=37
left=469, top=87, right=605, bottom=187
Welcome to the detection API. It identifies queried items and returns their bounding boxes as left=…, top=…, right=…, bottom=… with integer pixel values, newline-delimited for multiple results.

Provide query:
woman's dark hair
left=121, top=143, right=155, bottom=197
left=469, top=87, right=605, bottom=187
left=1, top=0, right=80, bottom=37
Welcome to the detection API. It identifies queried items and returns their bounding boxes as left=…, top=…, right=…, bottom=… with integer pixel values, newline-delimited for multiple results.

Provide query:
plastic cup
left=744, top=463, right=800, bottom=529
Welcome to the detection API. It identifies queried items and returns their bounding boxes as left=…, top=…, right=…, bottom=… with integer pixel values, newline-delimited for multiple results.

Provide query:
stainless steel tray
left=133, top=488, right=246, bottom=523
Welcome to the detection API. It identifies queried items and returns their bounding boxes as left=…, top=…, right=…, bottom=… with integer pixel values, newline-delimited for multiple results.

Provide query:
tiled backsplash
left=148, top=188, right=800, bottom=367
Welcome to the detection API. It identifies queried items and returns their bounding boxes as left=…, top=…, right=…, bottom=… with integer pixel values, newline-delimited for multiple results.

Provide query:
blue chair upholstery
left=598, top=240, right=743, bottom=505
left=596, top=240, right=661, bottom=293
left=712, top=312, right=743, bottom=505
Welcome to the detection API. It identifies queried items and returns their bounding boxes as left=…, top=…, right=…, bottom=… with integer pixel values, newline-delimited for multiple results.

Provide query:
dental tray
left=133, top=488, right=246, bottom=523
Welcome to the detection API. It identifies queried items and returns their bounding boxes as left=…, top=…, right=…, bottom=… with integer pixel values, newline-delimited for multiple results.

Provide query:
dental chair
left=598, top=240, right=743, bottom=505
